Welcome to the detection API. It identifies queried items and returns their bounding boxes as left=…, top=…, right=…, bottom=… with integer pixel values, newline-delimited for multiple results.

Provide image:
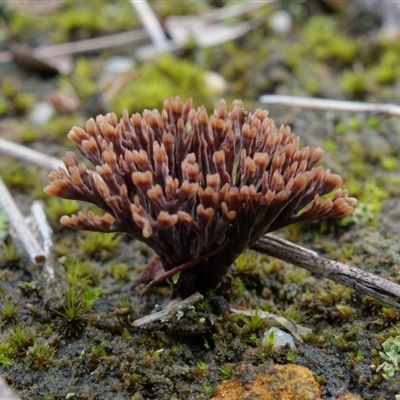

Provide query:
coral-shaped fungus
left=44, top=97, right=357, bottom=298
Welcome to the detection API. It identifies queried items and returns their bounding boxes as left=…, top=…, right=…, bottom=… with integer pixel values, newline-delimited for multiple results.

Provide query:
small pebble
left=269, top=10, right=293, bottom=36
left=103, top=56, right=135, bottom=77
left=262, top=326, right=296, bottom=351
left=210, top=295, right=230, bottom=315
left=205, top=71, right=227, bottom=96
left=28, top=101, right=55, bottom=127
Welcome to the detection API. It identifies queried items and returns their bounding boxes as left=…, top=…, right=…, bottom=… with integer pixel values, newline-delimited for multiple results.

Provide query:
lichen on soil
left=1, top=2, right=400, bottom=400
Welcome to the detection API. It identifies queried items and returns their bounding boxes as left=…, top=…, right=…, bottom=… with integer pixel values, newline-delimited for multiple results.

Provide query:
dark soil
left=1, top=2, right=400, bottom=400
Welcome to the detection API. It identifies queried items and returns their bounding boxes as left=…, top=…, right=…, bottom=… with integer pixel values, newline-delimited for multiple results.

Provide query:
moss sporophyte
left=44, top=97, right=356, bottom=300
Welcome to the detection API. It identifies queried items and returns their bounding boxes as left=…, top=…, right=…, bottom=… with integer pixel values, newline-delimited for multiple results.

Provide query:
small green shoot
left=380, top=155, right=397, bottom=171
left=154, top=347, right=164, bottom=358
left=64, top=258, right=98, bottom=286
left=278, top=304, right=308, bottom=324
left=195, top=362, right=207, bottom=376
left=0, top=159, right=37, bottom=191
left=286, top=352, right=295, bottom=362
left=202, top=385, right=213, bottom=396
left=45, top=198, right=80, bottom=224
left=341, top=71, right=367, bottom=98
left=219, top=364, right=232, bottom=380
left=53, top=286, right=99, bottom=336
left=234, top=251, right=261, bottom=276
left=0, top=297, right=19, bottom=321
left=0, top=208, right=8, bottom=241
left=91, top=337, right=107, bottom=357
left=236, top=307, right=265, bottom=331
left=1, top=242, right=19, bottom=263
left=264, top=330, right=275, bottom=354
left=366, top=117, right=379, bottom=129
left=172, top=272, right=180, bottom=284
left=111, top=263, right=129, bottom=282
left=26, top=338, right=56, bottom=369
left=54, top=287, right=90, bottom=321
left=0, top=343, right=13, bottom=368
left=8, top=324, right=32, bottom=352
left=78, top=231, right=122, bottom=255
left=348, top=116, right=362, bottom=132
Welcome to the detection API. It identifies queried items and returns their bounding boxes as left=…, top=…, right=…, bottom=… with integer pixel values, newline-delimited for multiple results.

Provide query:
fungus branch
left=44, top=97, right=357, bottom=298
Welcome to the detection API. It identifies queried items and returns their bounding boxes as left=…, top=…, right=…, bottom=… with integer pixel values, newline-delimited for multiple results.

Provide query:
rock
left=210, top=295, right=230, bottom=315
left=0, top=377, right=21, bottom=400
left=269, top=10, right=293, bottom=36
left=28, top=101, right=55, bottom=127
left=204, top=71, right=227, bottom=96
left=262, top=326, right=296, bottom=351
left=213, top=363, right=321, bottom=400
left=103, top=56, right=135, bottom=78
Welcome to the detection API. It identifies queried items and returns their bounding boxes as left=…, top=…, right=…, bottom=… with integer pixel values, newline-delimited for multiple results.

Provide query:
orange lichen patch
left=212, top=364, right=321, bottom=400
left=335, top=395, right=362, bottom=400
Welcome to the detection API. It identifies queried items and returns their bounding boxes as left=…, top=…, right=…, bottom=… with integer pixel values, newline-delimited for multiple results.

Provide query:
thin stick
left=0, top=138, right=64, bottom=171
left=131, top=292, right=203, bottom=327
left=35, top=29, right=148, bottom=59
left=0, top=177, right=46, bottom=266
left=229, top=305, right=312, bottom=341
left=103, top=70, right=139, bottom=101
left=129, top=0, right=170, bottom=52
left=0, top=29, right=148, bottom=64
left=31, top=201, right=55, bottom=281
left=259, top=94, right=400, bottom=117
left=201, top=0, right=274, bottom=21
left=251, top=234, right=400, bottom=309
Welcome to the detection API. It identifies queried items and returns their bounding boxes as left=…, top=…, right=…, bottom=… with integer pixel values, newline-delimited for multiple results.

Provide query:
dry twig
left=0, top=29, right=148, bottom=65
left=30, top=201, right=55, bottom=281
left=129, top=0, right=171, bottom=52
left=131, top=292, right=203, bottom=327
left=252, top=234, right=400, bottom=309
left=259, top=95, right=400, bottom=117
left=0, top=176, right=46, bottom=266
left=229, top=305, right=312, bottom=341
left=0, top=138, right=64, bottom=171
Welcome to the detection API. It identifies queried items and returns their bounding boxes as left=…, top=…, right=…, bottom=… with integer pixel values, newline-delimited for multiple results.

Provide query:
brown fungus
left=44, top=97, right=357, bottom=298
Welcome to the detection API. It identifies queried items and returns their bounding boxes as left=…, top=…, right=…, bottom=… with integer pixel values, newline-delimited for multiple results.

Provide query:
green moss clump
left=77, top=231, right=122, bottom=256
left=110, top=55, right=213, bottom=114
left=47, top=1, right=139, bottom=42
left=0, top=80, right=35, bottom=116
left=341, top=70, right=367, bottom=99
left=371, top=48, right=400, bottom=84
left=45, top=198, right=80, bottom=226
left=152, top=1, right=208, bottom=19
left=304, top=15, right=359, bottom=66
left=0, top=158, right=39, bottom=192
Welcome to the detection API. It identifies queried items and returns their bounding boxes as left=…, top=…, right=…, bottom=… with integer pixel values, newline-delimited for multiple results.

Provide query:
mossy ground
left=1, top=1, right=400, bottom=399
